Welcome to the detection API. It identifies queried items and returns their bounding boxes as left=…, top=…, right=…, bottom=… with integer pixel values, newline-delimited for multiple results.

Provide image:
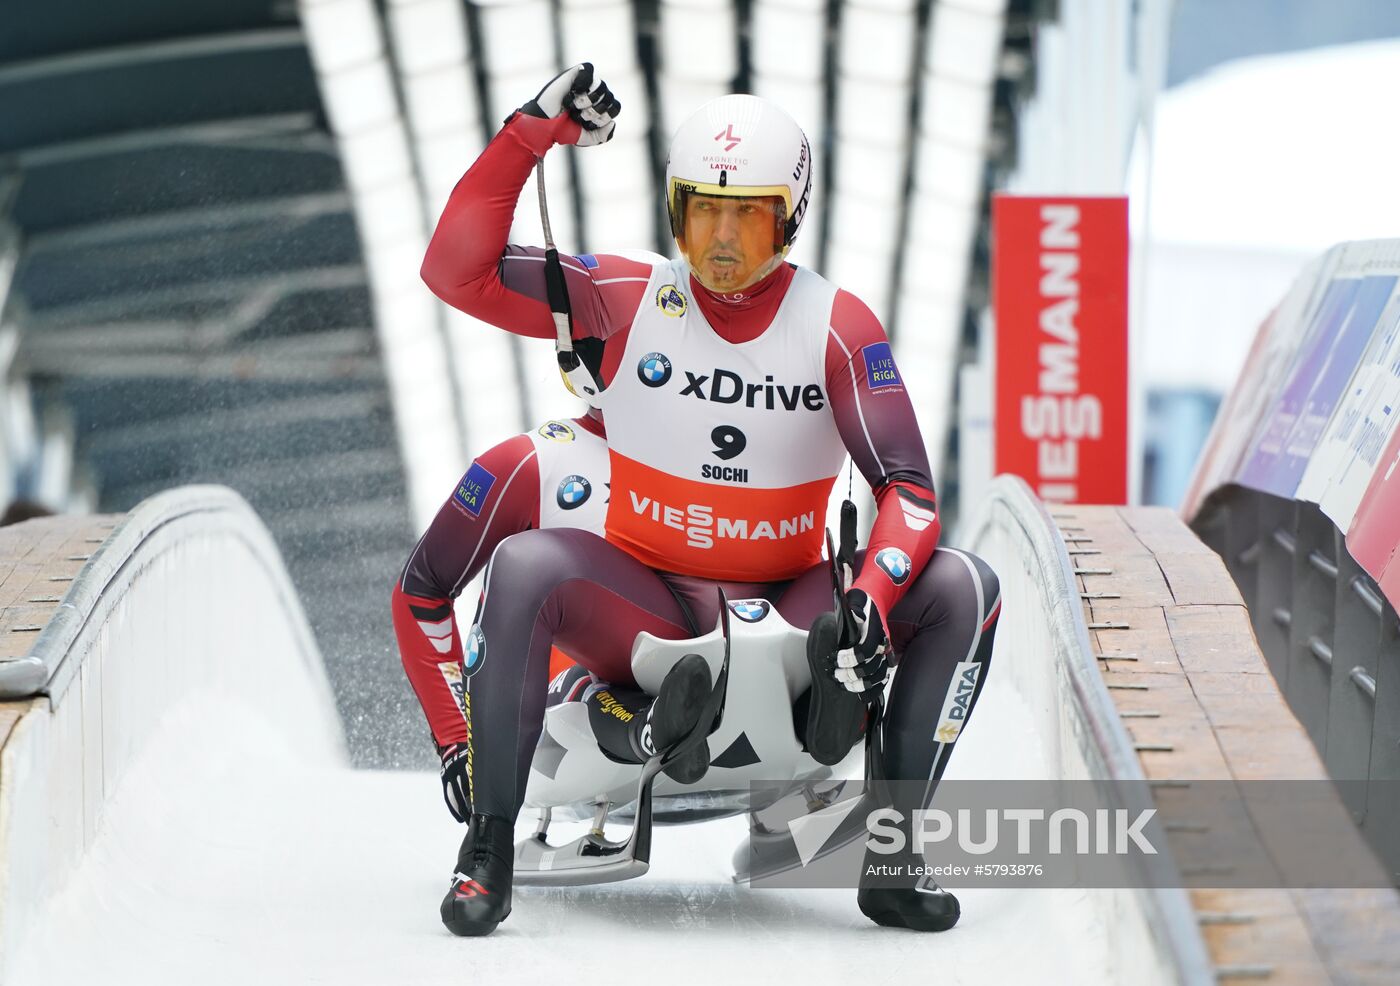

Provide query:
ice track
left=2, top=484, right=1191, bottom=985
left=12, top=663, right=1107, bottom=986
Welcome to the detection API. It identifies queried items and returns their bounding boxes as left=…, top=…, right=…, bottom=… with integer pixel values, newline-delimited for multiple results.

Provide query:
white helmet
left=664, top=94, right=813, bottom=261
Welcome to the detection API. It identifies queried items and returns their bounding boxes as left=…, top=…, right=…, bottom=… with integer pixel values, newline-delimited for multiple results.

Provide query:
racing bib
left=599, top=261, right=845, bottom=581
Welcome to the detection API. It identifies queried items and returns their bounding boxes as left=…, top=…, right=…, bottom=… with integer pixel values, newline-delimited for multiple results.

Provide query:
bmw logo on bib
left=557, top=475, right=591, bottom=510
left=637, top=352, right=672, bottom=387
left=729, top=599, right=770, bottom=623
left=874, top=547, right=912, bottom=586
left=465, top=625, right=487, bottom=675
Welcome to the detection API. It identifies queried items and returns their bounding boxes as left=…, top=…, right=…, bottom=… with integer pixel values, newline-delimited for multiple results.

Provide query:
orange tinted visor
left=677, top=193, right=787, bottom=292
left=680, top=192, right=786, bottom=243
left=668, top=179, right=793, bottom=244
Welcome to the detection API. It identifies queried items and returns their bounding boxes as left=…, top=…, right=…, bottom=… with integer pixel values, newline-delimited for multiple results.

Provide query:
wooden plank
left=1193, top=889, right=1332, bottom=984
left=1131, top=724, right=1236, bottom=781
left=1212, top=724, right=1329, bottom=781
left=1065, top=508, right=1158, bottom=558
left=1069, top=507, right=1400, bottom=984
left=1122, top=506, right=1219, bottom=557
left=1078, top=552, right=1177, bottom=604
left=1192, top=686, right=1300, bottom=733
left=1163, top=786, right=1285, bottom=883
left=1155, top=552, right=1244, bottom=606
left=1103, top=670, right=1201, bottom=718
left=1288, top=889, right=1400, bottom=982
left=0, top=514, right=120, bottom=665
left=1087, top=605, right=1187, bottom=673
left=1163, top=605, right=1271, bottom=676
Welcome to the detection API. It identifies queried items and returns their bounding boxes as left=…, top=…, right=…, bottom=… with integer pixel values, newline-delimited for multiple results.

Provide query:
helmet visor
left=674, top=188, right=789, bottom=293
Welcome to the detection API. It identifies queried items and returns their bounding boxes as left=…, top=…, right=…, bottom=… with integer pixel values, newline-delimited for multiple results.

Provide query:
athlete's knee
left=928, top=548, right=999, bottom=610
left=890, top=548, right=1000, bottom=633
left=484, top=528, right=600, bottom=601
left=961, top=550, right=1000, bottom=618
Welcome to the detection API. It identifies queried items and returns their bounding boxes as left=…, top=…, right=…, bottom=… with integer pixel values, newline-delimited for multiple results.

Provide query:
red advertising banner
left=993, top=195, right=1129, bottom=504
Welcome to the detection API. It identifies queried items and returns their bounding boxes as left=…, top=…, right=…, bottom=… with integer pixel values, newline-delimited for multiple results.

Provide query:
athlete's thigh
left=776, top=547, right=988, bottom=660
left=483, top=528, right=694, bottom=684
left=773, top=552, right=856, bottom=632
left=885, top=546, right=1000, bottom=648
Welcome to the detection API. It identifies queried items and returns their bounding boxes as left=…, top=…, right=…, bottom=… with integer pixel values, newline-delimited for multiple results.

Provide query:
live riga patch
left=454, top=461, right=496, bottom=517
left=863, top=342, right=903, bottom=393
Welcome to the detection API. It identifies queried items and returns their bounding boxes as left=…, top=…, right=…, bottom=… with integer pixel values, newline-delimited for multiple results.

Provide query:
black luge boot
left=644, top=653, right=713, bottom=784
left=857, top=849, right=961, bottom=932
left=803, top=612, right=867, bottom=765
left=440, top=814, right=514, bottom=937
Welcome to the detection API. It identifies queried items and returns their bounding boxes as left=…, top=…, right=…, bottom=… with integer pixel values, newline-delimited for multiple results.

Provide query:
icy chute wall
left=962, top=477, right=1211, bottom=986
left=0, top=481, right=1214, bottom=984
left=0, top=487, right=347, bottom=981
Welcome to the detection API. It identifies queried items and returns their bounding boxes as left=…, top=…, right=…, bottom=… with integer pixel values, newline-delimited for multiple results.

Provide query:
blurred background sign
left=992, top=194, right=1128, bottom=505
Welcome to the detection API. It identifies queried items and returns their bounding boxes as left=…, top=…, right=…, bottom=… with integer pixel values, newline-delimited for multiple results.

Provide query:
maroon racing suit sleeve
left=824, top=289, right=943, bottom=620
left=419, top=111, right=649, bottom=385
left=392, top=433, right=541, bottom=748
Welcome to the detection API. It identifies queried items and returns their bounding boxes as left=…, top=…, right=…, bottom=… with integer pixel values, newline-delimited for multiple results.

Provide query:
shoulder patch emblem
left=538, top=420, right=576, bottom=443
left=862, top=341, right=903, bottom=393
left=657, top=284, right=688, bottom=317
left=453, top=462, right=497, bottom=517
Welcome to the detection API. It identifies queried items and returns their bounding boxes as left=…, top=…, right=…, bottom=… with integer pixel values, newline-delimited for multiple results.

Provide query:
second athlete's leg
left=776, top=547, right=1001, bottom=793
left=443, top=528, right=698, bottom=935
left=465, top=527, right=694, bottom=822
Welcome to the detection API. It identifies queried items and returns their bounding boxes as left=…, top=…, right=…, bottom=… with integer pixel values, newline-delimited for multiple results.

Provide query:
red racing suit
left=408, top=111, right=1002, bottom=828
left=420, top=110, right=943, bottom=620
left=392, top=414, right=608, bottom=747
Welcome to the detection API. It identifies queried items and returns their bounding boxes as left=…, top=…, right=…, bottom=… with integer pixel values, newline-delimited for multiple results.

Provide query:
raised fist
left=518, top=62, right=620, bottom=148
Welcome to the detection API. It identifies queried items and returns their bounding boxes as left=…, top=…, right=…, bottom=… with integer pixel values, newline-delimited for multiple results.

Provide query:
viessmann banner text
left=993, top=195, right=1129, bottom=504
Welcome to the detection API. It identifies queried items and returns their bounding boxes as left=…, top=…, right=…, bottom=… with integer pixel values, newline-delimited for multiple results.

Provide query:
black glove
left=439, top=742, right=472, bottom=822
left=518, top=62, right=620, bottom=147
left=834, top=588, right=890, bottom=703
